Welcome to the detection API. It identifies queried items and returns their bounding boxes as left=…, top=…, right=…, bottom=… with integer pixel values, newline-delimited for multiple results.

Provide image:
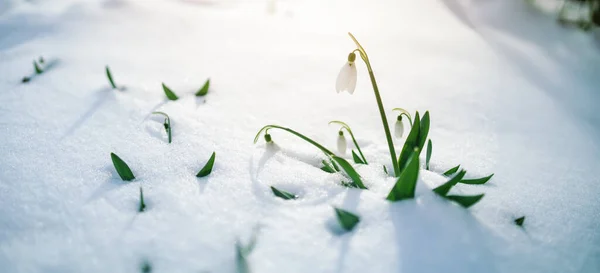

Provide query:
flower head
left=394, top=115, right=404, bottom=139
left=337, top=130, right=347, bottom=155
left=336, top=53, right=357, bottom=94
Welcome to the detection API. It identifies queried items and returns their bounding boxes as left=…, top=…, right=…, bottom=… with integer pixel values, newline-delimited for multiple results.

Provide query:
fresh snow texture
left=1, top=0, right=600, bottom=272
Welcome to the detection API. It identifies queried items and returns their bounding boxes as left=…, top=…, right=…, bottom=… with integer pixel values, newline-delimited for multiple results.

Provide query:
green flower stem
left=329, top=121, right=367, bottom=164
left=254, top=125, right=335, bottom=156
left=349, top=32, right=399, bottom=176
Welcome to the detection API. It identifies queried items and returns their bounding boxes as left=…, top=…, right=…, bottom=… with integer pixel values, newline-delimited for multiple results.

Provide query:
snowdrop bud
left=337, top=130, right=347, bottom=155
left=394, top=115, right=404, bottom=139
left=264, top=133, right=272, bottom=143
left=336, top=54, right=358, bottom=94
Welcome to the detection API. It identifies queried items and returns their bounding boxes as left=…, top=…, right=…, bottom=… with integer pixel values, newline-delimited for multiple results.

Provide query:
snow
left=0, top=0, right=599, bottom=272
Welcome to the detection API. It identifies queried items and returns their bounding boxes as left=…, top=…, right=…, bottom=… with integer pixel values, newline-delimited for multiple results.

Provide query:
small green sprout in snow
left=138, top=187, right=146, bottom=212
left=334, top=207, right=360, bottom=232
left=34, top=60, right=43, bottom=74
left=21, top=77, right=31, bottom=83
left=162, top=83, right=179, bottom=100
left=141, top=260, right=152, bottom=273
left=195, top=78, right=210, bottom=96
left=515, top=216, right=526, bottom=226
left=110, top=152, right=135, bottom=181
left=38, top=56, right=44, bottom=64
left=105, top=66, right=118, bottom=89
left=236, top=227, right=259, bottom=273
left=270, top=186, right=297, bottom=200
left=426, top=139, right=432, bottom=170
left=443, top=164, right=461, bottom=176
left=196, top=152, right=216, bottom=177
left=151, top=111, right=172, bottom=144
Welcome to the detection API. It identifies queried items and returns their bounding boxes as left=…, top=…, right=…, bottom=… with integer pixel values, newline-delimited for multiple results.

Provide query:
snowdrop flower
left=394, top=115, right=404, bottom=139
left=336, top=53, right=357, bottom=94
left=337, top=130, right=347, bottom=155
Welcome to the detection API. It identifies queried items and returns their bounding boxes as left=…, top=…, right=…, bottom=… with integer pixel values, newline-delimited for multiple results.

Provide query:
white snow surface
left=1, top=0, right=599, bottom=272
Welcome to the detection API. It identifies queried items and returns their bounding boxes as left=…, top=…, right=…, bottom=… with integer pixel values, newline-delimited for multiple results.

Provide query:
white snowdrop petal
left=336, top=63, right=351, bottom=93
left=395, top=120, right=404, bottom=138
left=337, top=134, right=347, bottom=155
left=346, top=64, right=357, bottom=94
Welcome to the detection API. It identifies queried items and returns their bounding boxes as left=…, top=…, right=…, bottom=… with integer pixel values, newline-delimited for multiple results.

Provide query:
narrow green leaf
left=195, top=78, right=210, bottom=96
left=162, top=83, right=179, bottom=100
left=334, top=207, right=360, bottom=231
left=514, top=216, right=525, bottom=226
left=352, top=150, right=365, bottom=164
left=383, top=165, right=388, bottom=175
left=426, top=139, right=432, bottom=170
left=141, top=260, right=152, bottom=273
left=387, top=149, right=420, bottom=201
left=445, top=194, right=485, bottom=208
left=443, top=164, right=461, bottom=176
left=34, top=60, right=43, bottom=74
left=331, top=156, right=367, bottom=189
left=270, top=186, right=297, bottom=200
left=110, top=153, right=135, bottom=181
left=138, top=187, right=146, bottom=212
left=418, top=111, right=430, bottom=151
left=106, top=66, right=117, bottom=89
left=459, top=174, right=494, bottom=185
left=196, top=152, right=216, bottom=177
left=320, top=160, right=336, bottom=173
left=330, top=158, right=340, bottom=172
left=397, top=112, right=421, bottom=172
left=432, top=170, right=466, bottom=196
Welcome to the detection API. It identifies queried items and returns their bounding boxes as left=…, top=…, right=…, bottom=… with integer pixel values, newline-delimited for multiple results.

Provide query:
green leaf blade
left=334, top=207, right=360, bottom=232
left=426, top=139, right=432, bottom=170
left=443, top=164, right=461, bottom=176
left=432, top=170, right=466, bottom=197
left=445, top=194, right=485, bottom=208
left=106, top=66, right=116, bottom=89
left=196, top=152, right=216, bottom=177
left=515, top=216, right=525, bottom=226
left=270, top=186, right=297, bottom=200
left=418, top=111, right=430, bottom=151
left=459, top=174, right=494, bottom=185
left=331, top=156, right=366, bottom=189
left=387, top=149, right=420, bottom=201
left=398, top=112, right=421, bottom=173
left=110, top=153, right=135, bottom=181
left=320, top=160, right=336, bottom=173
left=352, top=150, right=365, bottom=164
left=138, top=187, right=146, bottom=212
left=195, top=78, right=210, bottom=96
left=162, top=83, right=179, bottom=100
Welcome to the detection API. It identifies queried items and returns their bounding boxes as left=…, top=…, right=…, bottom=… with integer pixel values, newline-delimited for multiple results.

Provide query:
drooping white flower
left=394, top=116, right=404, bottom=139
left=337, top=130, right=347, bottom=155
left=336, top=53, right=357, bottom=94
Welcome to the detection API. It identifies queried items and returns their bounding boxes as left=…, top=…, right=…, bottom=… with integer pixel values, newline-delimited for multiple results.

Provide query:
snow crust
left=0, top=0, right=599, bottom=272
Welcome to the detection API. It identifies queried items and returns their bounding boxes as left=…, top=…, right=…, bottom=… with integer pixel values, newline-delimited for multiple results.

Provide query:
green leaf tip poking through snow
left=433, top=170, right=466, bottom=197
left=162, top=83, right=179, bottom=100
left=426, top=139, right=432, bottom=170
left=459, top=173, right=494, bottom=185
left=110, top=152, right=135, bottom=181
left=236, top=227, right=259, bottom=273
left=152, top=111, right=172, bottom=144
left=196, top=152, right=216, bottom=177
left=105, top=66, right=117, bottom=89
left=34, top=60, right=43, bottom=74
left=515, top=216, right=525, bottom=226
left=270, top=186, right=297, bottom=200
left=334, top=207, right=360, bottom=232
left=195, top=78, right=210, bottom=96
left=443, top=164, right=461, bottom=176
left=138, top=187, right=146, bottom=213
left=352, top=150, right=365, bottom=164
left=331, top=156, right=367, bottom=189
left=387, top=149, right=420, bottom=201
left=141, top=260, right=152, bottom=273
left=445, top=194, right=485, bottom=208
